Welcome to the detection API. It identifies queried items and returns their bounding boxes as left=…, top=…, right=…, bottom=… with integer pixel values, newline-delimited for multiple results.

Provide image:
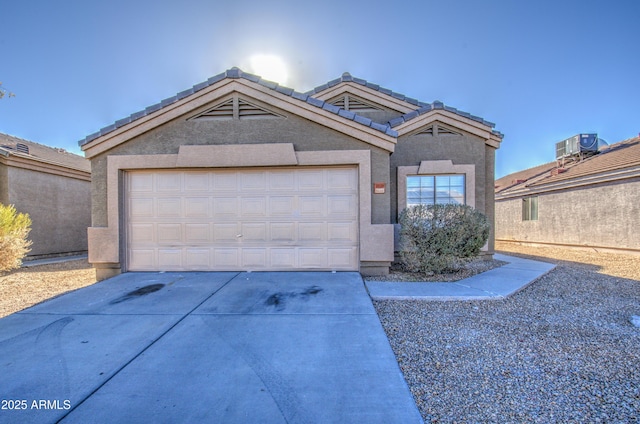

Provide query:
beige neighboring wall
left=496, top=178, right=640, bottom=253
left=0, top=153, right=91, bottom=257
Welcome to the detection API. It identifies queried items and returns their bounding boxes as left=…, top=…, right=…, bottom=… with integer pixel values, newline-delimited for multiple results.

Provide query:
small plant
left=398, top=203, right=489, bottom=275
left=0, top=203, right=32, bottom=272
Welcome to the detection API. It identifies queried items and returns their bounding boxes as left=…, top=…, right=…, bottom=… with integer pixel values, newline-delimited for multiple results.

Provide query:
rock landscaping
left=375, top=243, right=640, bottom=422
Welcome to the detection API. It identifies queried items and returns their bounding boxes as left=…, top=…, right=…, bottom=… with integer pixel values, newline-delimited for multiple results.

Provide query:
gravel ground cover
left=0, top=259, right=96, bottom=318
left=375, top=243, right=640, bottom=423
left=365, top=257, right=507, bottom=282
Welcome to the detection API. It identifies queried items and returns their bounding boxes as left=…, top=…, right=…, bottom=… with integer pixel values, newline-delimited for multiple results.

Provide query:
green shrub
left=0, top=203, right=32, bottom=272
left=398, top=203, right=490, bottom=274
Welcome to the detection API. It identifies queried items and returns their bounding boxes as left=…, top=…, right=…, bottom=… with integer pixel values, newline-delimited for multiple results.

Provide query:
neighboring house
left=0, top=133, right=91, bottom=258
left=79, top=68, right=503, bottom=280
left=495, top=136, right=640, bottom=254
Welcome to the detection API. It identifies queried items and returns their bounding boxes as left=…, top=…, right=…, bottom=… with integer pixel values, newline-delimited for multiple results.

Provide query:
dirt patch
left=0, top=259, right=96, bottom=318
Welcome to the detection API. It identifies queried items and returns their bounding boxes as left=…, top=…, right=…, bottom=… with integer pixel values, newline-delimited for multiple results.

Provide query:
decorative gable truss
left=189, top=96, right=283, bottom=121
left=328, top=94, right=384, bottom=113
left=414, top=124, right=462, bottom=136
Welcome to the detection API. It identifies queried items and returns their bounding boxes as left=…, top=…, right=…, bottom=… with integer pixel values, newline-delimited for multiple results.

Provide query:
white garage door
left=126, top=167, right=359, bottom=271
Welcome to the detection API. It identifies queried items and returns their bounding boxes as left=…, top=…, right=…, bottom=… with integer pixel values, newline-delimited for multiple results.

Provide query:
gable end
left=328, top=94, right=384, bottom=112
left=189, top=96, right=283, bottom=121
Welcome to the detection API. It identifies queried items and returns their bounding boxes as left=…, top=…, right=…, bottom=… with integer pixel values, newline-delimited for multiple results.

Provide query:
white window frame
left=522, top=196, right=538, bottom=221
left=407, top=174, right=466, bottom=206
left=397, top=161, right=475, bottom=215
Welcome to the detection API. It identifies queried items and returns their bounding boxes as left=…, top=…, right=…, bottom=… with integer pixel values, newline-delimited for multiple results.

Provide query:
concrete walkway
left=21, top=254, right=88, bottom=267
left=366, top=254, right=555, bottom=300
left=0, top=271, right=423, bottom=424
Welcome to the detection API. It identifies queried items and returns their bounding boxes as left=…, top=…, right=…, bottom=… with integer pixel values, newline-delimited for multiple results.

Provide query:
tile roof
left=528, top=136, right=640, bottom=187
left=0, top=133, right=90, bottom=172
left=496, top=136, right=640, bottom=195
left=308, top=72, right=503, bottom=138
left=78, top=68, right=398, bottom=147
left=494, top=161, right=557, bottom=194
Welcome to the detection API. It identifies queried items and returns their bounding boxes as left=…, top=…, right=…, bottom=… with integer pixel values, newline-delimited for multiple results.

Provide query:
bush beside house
left=398, top=204, right=490, bottom=274
left=0, top=203, right=32, bottom=272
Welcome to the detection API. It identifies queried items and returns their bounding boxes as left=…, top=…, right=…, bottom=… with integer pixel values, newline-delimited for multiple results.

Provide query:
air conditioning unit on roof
left=555, top=133, right=599, bottom=161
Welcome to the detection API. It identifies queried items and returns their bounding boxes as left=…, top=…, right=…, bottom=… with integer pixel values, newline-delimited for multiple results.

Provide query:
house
left=495, top=135, right=640, bottom=254
left=0, top=133, right=91, bottom=258
left=79, top=68, right=503, bottom=280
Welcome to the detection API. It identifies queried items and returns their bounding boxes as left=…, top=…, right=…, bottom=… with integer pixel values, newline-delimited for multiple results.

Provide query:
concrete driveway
left=0, top=272, right=423, bottom=423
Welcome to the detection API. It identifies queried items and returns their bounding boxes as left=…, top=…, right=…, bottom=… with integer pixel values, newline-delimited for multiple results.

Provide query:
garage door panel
left=158, top=249, right=182, bottom=268
left=241, top=197, right=267, bottom=217
left=242, top=249, right=267, bottom=267
left=157, top=198, right=181, bottom=217
left=185, top=224, right=210, bottom=242
left=241, top=223, right=267, bottom=241
left=328, top=248, right=357, bottom=268
left=299, top=223, right=324, bottom=241
left=185, top=248, right=210, bottom=269
left=184, top=172, right=210, bottom=191
left=213, top=197, right=239, bottom=216
left=298, top=170, right=324, bottom=190
left=214, top=249, right=239, bottom=267
left=328, top=169, right=357, bottom=189
left=299, top=248, right=326, bottom=268
left=127, top=167, right=358, bottom=271
left=271, top=248, right=296, bottom=268
left=156, top=172, right=182, bottom=191
left=157, top=224, right=182, bottom=243
left=270, top=196, right=295, bottom=215
left=270, top=223, right=296, bottom=241
left=184, top=197, right=210, bottom=217
left=241, top=172, right=266, bottom=191
left=129, top=173, right=154, bottom=192
left=327, top=195, right=356, bottom=216
left=299, top=196, right=325, bottom=216
left=130, top=198, right=154, bottom=217
left=269, top=171, right=296, bottom=190
left=327, top=222, right=357, bottom=241
left=213, top=224, right=240, bottom=241
left=129, top=249, right=155, bottom=269
left=130, top=223, right=155, bottom=243
left=213, top=173, right=237, bottom=191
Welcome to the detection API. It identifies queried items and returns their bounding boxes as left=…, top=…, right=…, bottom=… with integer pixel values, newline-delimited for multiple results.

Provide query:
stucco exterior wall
left=90, top=105, right=391, bottom=229
left=390, top=132, right=490, bottom=218
left=495, top=178, right=640, bottom=251
left=389, top=131, right=497, bottom=254
left=4, top=166, right=90, bottom=256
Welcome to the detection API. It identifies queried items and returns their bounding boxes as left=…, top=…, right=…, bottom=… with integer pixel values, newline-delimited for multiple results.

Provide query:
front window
left=522, top=196, right=538, bottom=221
left=407, top=175, right=465, bottom=206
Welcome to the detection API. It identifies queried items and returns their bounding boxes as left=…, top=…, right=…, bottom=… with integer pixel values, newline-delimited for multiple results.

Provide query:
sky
left=1, top=0, right=638, bottom=178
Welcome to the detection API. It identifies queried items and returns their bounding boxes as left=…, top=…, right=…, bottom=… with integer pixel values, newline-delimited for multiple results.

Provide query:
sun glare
left=249, top=54, right=289, bottom=85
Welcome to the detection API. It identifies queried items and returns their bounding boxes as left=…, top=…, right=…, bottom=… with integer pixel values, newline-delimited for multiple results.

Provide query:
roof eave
left=81, top=76, right=397, bottom=159
left=394, top=109, right=502, bottom=148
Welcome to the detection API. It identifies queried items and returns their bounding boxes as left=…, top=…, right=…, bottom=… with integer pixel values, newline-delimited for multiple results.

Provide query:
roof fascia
left=312, top=82, right=416, bottom=114
left=82, top=79, right=397, bottom=159
left=395, top=110, right=502, bottom=148
left=0, top=151, right=91, bottom=181
left=496, top=165, right=640, bottom=199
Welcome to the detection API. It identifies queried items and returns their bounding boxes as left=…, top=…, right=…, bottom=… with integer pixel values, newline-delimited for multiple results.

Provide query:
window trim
left=406, top=174, right=466, bottom=206
left=522, top=196, right=539, bottom=221
left=397, top=161, right=475, bottom=216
